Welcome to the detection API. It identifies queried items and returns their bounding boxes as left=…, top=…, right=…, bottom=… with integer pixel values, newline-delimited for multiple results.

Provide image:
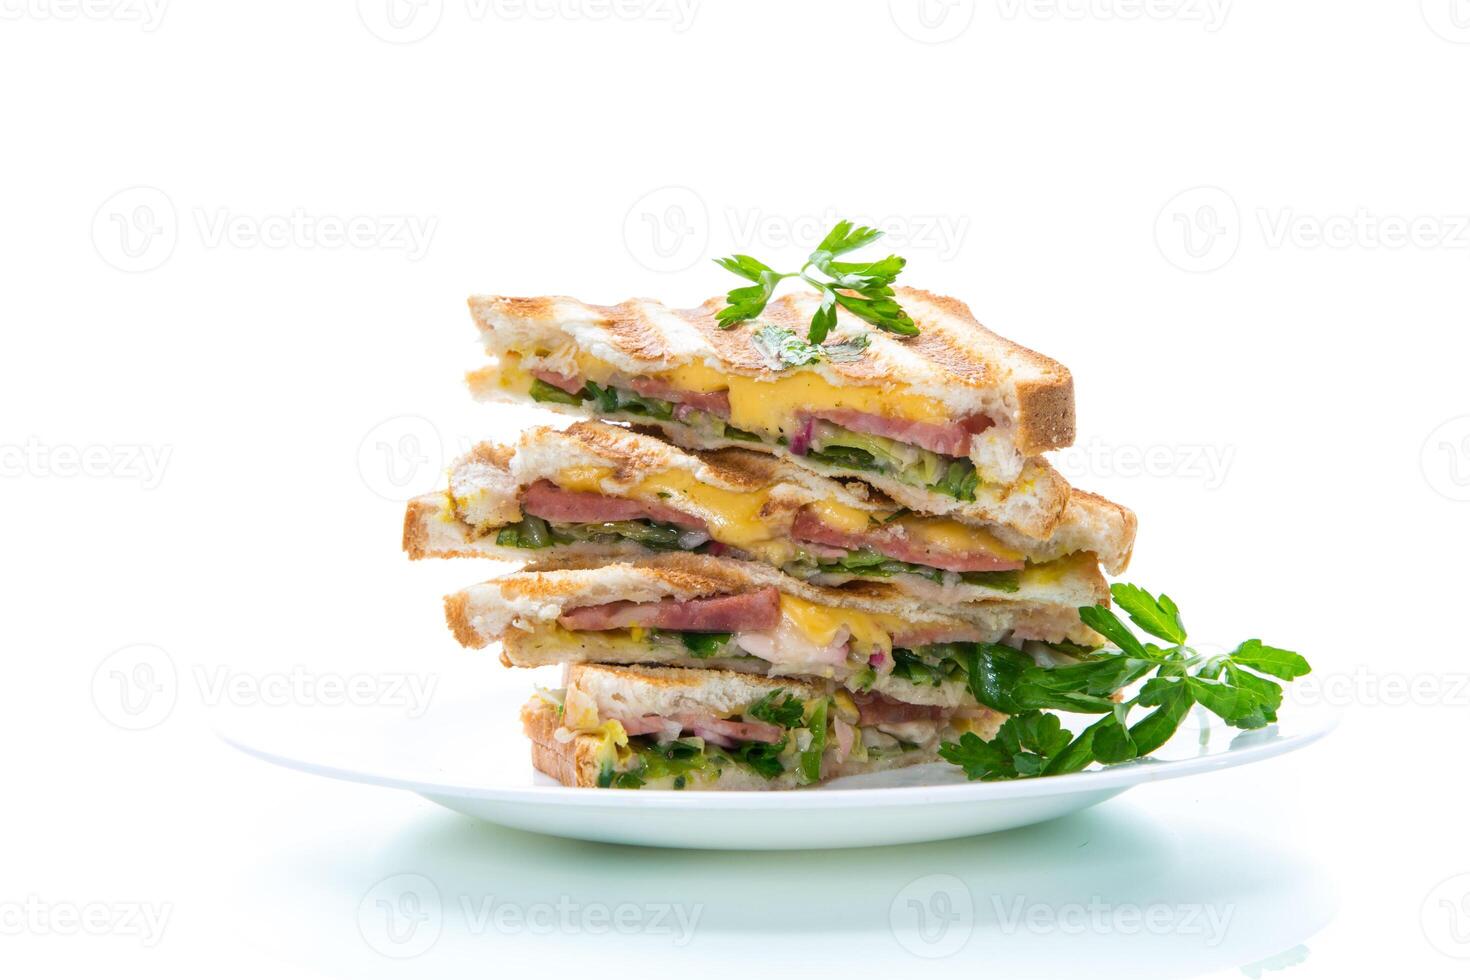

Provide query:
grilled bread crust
left=442, top=551, right=1104, bottom=651
left=519, top=683, right=955, bottom=791
left=409, top=420, right=1136, bottom=572
left=468, top=288, right=1073, bottom=453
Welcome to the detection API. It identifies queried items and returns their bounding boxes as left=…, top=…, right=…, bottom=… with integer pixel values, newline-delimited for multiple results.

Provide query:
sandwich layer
left=466, top=287, right=1074, bottom=520
left=445, top=552, right=1103, bottom=709
left=405, top=422, right=1135, bottom=604
left=523, top=663, right=1004, bottom=790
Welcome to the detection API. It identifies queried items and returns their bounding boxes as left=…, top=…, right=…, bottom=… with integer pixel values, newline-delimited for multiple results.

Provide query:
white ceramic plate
left=217, top=678, right=1335, bottom=850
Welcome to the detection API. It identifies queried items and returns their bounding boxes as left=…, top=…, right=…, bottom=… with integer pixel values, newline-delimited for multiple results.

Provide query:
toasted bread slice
left=522, top=664, right=1004, bottom=790
left=405, top=421, right=1136, bottom=591
left=522, top=697, right=949, bottom=790
left=466, top=287, right=1073, bottom=512
left=443, top=551, right=1103, bottom=652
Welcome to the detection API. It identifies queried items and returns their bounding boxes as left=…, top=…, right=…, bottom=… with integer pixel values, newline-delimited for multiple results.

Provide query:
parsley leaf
left=1229, top=639, right=1311, bottom=680
left=746, top=690, right=805, bottom=728
left=1110, top=583, right=1187, bottom=644
left=938, top=583, right=1313, bottom=782
left=726, top=738, right=787, bottom=779
left=939, top=711, right=1072, bottom=780
left=714, top=219, right=917, bottom=342
left=1077, top=605, right=1148, bottom=658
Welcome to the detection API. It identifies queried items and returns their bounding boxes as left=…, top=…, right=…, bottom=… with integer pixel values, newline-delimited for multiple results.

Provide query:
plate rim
left=216, top=704, right=1338, bottom=810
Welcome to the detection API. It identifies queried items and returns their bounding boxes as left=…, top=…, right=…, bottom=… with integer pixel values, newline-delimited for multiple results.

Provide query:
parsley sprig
left=939, top=583, right=1312, bottom=781
left=714, top=220, right=918, bottom=343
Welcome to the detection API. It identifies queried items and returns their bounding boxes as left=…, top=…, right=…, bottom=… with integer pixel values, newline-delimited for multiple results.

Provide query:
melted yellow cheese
left=550, top=463, right=794, bottom=564
left=778, top=595, right=893, bottom=658
left=894, top=516, right=1025, bottom=562
left=553, top=466, right=615, bottom=493
left=804, top=499, right=878, bottom=535
left=663, top=363, right=952, bottom=433
left=481, top=353, right=533, bottom=396
left=673, top=364, right=946, bottom=437
left=629, top=470, right=790, bottom=563
left=517, top=350, right=953, bottom=435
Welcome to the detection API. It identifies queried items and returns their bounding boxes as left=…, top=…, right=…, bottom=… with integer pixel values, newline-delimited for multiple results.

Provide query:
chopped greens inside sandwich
left=412, top=422, right=1134, bottom=603
left=526, top=663, right=1004, bottom=790
left=520, top=367, right=990, bottom=501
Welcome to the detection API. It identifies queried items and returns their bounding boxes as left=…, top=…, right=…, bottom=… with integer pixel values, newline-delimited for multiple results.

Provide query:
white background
left=3, top=2, right=1469, bottom=977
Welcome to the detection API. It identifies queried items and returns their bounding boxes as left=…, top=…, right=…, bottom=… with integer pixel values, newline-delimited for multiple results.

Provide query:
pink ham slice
left=630, top=378, right=731, bottom=417
left=521, top=480, right=707, bottom=531
left=530, top=369, right=585, bottom=395
left=558, top=586, right=782, bottom=633
left=617, top=715, right=674, bottom=737
left=851, top=691, right=947, bottom=726
left=805, top=409, right=991, bottom=458
left=790, top=508, right=1024, bottom=574
left=675, top=713, right=783, bottom=746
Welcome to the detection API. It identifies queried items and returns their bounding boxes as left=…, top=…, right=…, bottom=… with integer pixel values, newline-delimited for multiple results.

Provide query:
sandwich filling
left=536, top=683, right=999, bottom=790
left=477, top=469, right=1080, bottom=597
left=498, top=350, right=995, bottom=499
left=531, top=586, right=1096, bottom=701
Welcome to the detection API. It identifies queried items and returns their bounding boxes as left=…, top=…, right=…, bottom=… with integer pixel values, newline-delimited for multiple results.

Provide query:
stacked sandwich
left=405, top=287, right=1136, bottom=790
